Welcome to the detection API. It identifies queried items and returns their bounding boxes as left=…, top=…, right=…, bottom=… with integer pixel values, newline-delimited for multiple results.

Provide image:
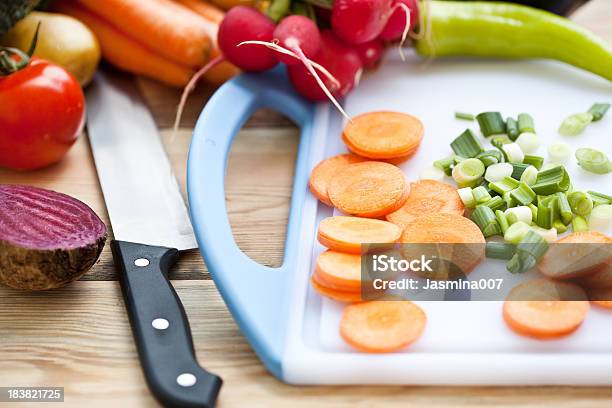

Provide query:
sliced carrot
left=317, top=216, right=401, bottom=254
left=311, top=276, right=363, bottom=303
left=309, top=154, right=366, bottom=206
left=53, top=1, right=194, bottom=87
left=578, top=260, right=612, bottom=289
left=387, top=179, right=465, bottom=230
left=328, top=161, right=409, bottom=218
left=340, top=301, right=426, bottom=353
left=315, top=250, right=364, bottom=291
left=342, top=111, right=424, bottom=160
left=592, top=301, right=612, bottom=309
left=76, top=0, right=212, bottom=67
left=538, top=231, right=611, bottom=280
left=503, top=279, right=589, bottom=339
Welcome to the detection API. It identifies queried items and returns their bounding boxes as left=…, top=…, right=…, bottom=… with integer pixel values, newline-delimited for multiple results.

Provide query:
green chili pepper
left=415, top=1, right=612, bottom=82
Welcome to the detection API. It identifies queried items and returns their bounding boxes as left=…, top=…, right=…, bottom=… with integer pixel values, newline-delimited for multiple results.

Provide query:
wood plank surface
left=1, top=1, right=611, bottom=406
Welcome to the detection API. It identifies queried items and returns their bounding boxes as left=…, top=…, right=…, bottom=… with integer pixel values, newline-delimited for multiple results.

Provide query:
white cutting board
left=281, top=51, right=612, bottom=385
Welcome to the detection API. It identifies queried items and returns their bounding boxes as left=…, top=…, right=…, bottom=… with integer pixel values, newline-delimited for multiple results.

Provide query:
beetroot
left=0, top=185, right=107, bottom=290
left=288, top=30, right=363, bottom=102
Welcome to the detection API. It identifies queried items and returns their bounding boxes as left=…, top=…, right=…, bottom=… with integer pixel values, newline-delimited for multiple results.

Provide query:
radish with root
left=353, top=38, right=385, bottom=69
left=331, top=0, right=395, bottom=44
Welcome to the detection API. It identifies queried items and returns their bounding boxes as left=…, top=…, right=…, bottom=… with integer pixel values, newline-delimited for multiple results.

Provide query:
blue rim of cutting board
left=187, top=67, right=315, bottom=380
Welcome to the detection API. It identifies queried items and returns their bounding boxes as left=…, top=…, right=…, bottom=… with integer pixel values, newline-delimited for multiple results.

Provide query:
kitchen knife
left=86, top=68, right=222, bottom=408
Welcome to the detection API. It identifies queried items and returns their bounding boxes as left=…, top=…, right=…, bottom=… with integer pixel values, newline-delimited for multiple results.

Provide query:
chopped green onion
left=517, top=113, right=535, bottom=134
left=457, top=187, right=476, bottom=209
left=510, top=163, right=529, bottom=180
left=452, top=158, right=485, bottom=187
left=473, top=186, right=491, bottom=204
left=480, top=196, right=506, bottom=211
left=420, top=166, right=446, bottom=181
left=489, top=176, right=520, bottom=195
left=506, top=117, right=519, bottom=141
left=490, top=135, right=512, bottom=150
left=502, top=143, right=525, bottom=164
left=559, top=112, right=593, bottom=136
left=471, top=206, right=501, bottom=237
left=504, top=221, right=531, bottom=245
left=531, top=165, right=570, bottom=195
left=552, top=219, right=568, bottom=234
left=476, top=149, right=503, bottom=167
left=496, top=210, right=510, bottom=234
left=505, top=206, right=533, bottom=225
left=555, top=192, right=573, bottom=224
left=434, top=156, right=455, bottom=176
left=588, top=191, right=612, bottom=206
left=572, top=215, right=589, bottom=232
left=451, top=129, right=484, bottom=158
left=503, top=191, right=516, bottom=208
left=568, top=191, right=594, bottom=216
left=547, top=142, right=572, bottom=164
left=486, top=241, right=516, bottom=260
left=530, top=226, right=557, bottom=243
left=454, top=156, right=467, bottom=164
left=588, top=204, right=612, bottom=233
left=476, top=112, right=506, bottom=137
left=575, top=148, right=612, bottom=174
left=516, top=132, right=540, bottom=154
left=528, top=203, right=538, bottom=222
left=484, top=162, right=513, bottom=183
left=523, top=155, right=544, bottom=170
left=507, top=230, right=549, bottom=274
left=510, top=182, right=536, bottom=206
left=536, top=202, right=554, bottom=229
left=520, top=165, right=538, bottom=186
left=455, top=112, right=475, bottom=121
left=587, top=103, right=610, bottom=122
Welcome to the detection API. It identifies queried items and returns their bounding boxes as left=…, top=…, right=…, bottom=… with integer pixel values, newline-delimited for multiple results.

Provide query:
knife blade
left=86, top=68, right=221, bottom=408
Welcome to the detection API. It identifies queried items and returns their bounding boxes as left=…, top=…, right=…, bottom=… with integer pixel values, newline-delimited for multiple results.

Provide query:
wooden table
left=1, top=2, right=611, bottom=406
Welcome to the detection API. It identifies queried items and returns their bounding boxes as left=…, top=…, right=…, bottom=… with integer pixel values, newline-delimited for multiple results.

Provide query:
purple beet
left=0, top=185, right=107, bottom=290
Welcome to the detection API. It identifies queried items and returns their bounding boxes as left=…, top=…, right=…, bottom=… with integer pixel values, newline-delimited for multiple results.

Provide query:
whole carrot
left=75, top=0, right=212, bottom=67
left=173, top=0, right=224, bottom=23
left=53, top=1, right=194, bottom=87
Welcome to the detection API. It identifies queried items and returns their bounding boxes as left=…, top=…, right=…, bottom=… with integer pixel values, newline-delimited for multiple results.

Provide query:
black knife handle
left=111, top=240, right=222, bottom=408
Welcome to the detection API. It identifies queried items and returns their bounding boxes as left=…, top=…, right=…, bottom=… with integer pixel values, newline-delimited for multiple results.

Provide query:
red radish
left=331, top=0, right=394, bottom=44
left=288, top=30, right=362, bottom=102
left=353, top=39, right=385, bottom=69
left=272, top=15, right=321, bottom=65
left=379, top=0, right=419, bottom=41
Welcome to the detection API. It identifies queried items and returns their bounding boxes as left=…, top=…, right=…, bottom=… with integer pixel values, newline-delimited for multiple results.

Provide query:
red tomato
left=0, top=58, right=85, bottom=170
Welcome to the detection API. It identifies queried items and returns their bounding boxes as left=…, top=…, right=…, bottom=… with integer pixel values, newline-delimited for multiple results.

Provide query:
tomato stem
left=0, top=22, right=40, bottom=76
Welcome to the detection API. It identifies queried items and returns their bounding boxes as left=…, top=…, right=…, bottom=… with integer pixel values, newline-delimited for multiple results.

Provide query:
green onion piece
left=572, top=215, right=589, bottom=232
left=452, top=158, right=485, bottom=187
left=486, top=241, right=516, bottom=260
left=502, top=143, right=525, bottom=164
left=476, top=112, right=506, bottom=137
left=420, top=166, right=446, bottom=181
left=476, top=149, right=503, bottom=167
left=536, top=202, right=554, bottom=229
left=547, top=142, right=572, bottom=164
left=503, top=191, right=516, bottom=208
left=516, top=132, right=541, bottom=154
left=537, top=194, right=556, bottom=207
left=552, top=219, right=568, bottom=234
left=567, top=191, right=594, bottom=216
left=454, top=156, right=467, bottom=164
left=517, top=113, right=535, bottom=134
left=471, top=206, right=501, bottom=237
left=506, top=117, right=519, bottom=141
left=520, top=165, right=538, bottom=186
left=455, top=112, right=475, bottom=121
left=531, top=165, right=570, bottom=195
left=507, top=230, right=548, bottom=274
left=510, top=182, right=536, bottom=206
left=559, top=112, right=593, bottom=136
left=548, top=195, right=560, bottom=221
left=496, top=210, right=510, bottom=234
left=451, top=129, right=484, bottom=158
left=555, top=192, right=573, bottom=224
left=504, top=221, right=531, bottom=245
left=588, top=204, right=612, bottom=232
left=457, top=187, right=475, bottom=209
left=510, top=163, right=530, bottom=180
left=480, top=196, right=506, bottom=211
left=523, top=155, right=544, bottom=170
left=588, top=191, right=612, bottom=206
left=489, top=176, right=520, bottom=195
left=505, top=206, right=532, bottom=225
left=490, top=135, right=512, bottom=150
left=528, top=203, right=538, bottom=222
left=588, top=103, right=610, bottom=122
left=472, top=186, right=491, bottom=204
left=433, top=156, right=455, bottom=176
left=530, top=226, right=557, bottom=243
left=485, top=162, right=513, bottom=183
left=575, top=148, right=612, bottom=174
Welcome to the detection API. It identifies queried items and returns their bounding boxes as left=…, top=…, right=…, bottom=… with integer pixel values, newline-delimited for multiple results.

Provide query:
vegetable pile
left=0, top=185, right=107, bottom=290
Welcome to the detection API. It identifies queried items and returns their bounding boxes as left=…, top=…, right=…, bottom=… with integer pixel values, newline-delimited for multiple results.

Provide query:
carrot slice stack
left=309, top=153, right=365, bottom=206
left=317, top=216, right=401, bottom=254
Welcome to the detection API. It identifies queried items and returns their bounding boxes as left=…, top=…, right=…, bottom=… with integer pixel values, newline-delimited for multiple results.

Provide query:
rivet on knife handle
left=111, top=240, right=222, bottom=408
